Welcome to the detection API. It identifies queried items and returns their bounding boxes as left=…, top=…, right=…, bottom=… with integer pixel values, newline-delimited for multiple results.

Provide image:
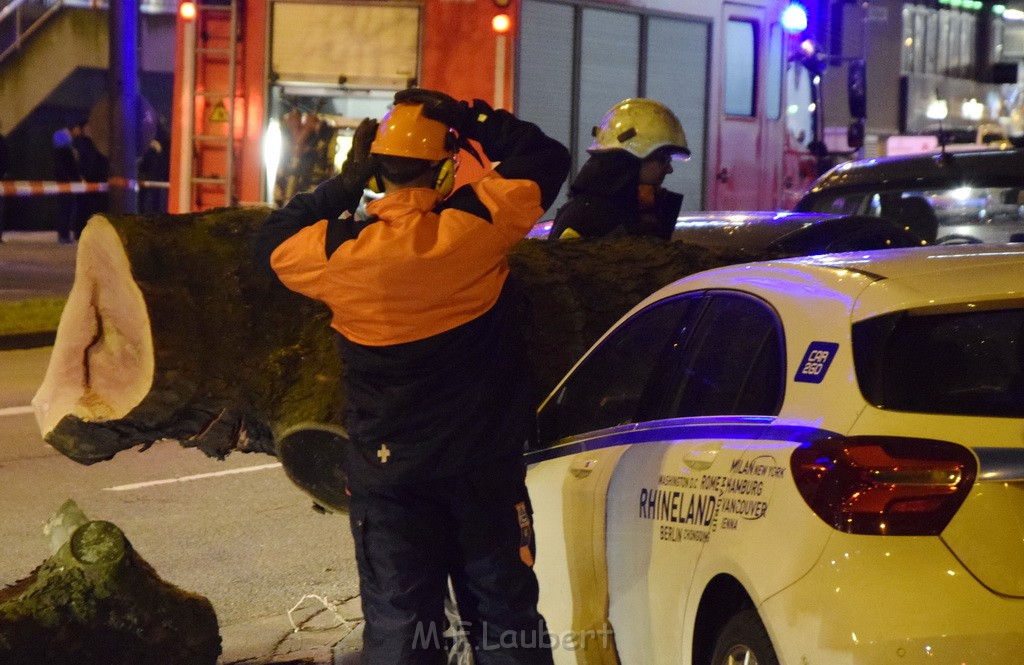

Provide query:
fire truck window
left=766, top=23, right=783, bottom=121
left=785, top=61, right=813, bottom=148
left=725, top=19, right=756, bottom=117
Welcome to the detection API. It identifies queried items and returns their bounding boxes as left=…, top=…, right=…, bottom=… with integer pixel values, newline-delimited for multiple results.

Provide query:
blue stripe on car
left=524, top=418, right=843, bottom=464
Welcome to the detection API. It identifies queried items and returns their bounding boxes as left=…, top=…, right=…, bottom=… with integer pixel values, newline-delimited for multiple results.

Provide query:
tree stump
left=0, top=501, right=220, bottom=665
left=33, top=209, right=768, bottom=465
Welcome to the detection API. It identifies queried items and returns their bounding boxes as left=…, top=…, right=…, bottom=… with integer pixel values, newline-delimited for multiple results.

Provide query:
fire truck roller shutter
left=516, top=0, right=709, bottom=215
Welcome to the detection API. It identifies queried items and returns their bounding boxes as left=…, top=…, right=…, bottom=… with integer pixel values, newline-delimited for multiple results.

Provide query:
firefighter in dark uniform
left=255, top=88, right=570, bottom=664
left=549, top=97, right=690, bottom=240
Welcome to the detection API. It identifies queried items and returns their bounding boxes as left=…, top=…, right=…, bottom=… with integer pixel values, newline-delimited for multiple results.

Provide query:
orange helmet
left=370, top=103, right=455, bottom=161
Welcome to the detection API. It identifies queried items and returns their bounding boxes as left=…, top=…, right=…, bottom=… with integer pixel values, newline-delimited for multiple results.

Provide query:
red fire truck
left=168, top=0, right=825, bottom=215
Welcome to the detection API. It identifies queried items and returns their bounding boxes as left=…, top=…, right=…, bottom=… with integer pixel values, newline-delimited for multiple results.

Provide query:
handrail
left=0, top=0, right=31, bottom=26
left=0, top=0, right=65, bottom=65
left=0, top=0, right=176, bottom=66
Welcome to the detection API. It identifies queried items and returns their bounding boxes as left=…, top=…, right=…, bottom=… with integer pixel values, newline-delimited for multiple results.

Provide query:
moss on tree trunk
left=0, top=504, right=220, bottom=665
left=34, top=209, right=772, bottom=465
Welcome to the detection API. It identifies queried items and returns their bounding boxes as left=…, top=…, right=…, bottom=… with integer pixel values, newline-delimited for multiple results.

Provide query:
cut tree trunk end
left=33, top=215, right=154, bottom=444
left=33, top=209, right=342, bottom=465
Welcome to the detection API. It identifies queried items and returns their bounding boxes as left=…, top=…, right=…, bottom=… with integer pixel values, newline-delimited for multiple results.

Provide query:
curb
left=218, top=596, right=364, bottom=665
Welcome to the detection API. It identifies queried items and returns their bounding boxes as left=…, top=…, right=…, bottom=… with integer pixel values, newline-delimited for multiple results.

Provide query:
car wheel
left=710, top=609, right=779, bottom=665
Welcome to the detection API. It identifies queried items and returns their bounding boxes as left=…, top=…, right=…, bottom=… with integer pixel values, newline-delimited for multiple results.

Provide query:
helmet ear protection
left=433, top=132, right=458, bottom=197
left=367, top=171, right=383, bottom=194
left=434, top=156, right=457, bottom=198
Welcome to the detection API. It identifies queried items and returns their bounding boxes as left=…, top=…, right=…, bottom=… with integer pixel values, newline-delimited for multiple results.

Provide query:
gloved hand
left=339, top=117, right=378, bottom=193
left=393, top=88, right=471, bottom=135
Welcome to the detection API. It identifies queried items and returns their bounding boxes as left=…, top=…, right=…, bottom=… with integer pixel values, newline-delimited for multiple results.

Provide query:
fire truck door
left=714, top=3, right=772, bottom=210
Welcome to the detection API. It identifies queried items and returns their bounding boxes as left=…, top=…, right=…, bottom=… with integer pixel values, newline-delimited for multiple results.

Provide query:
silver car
left=795, top=148, right=1024, bottom=245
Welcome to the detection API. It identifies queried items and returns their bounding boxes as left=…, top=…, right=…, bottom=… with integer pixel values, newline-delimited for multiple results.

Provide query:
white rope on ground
left=286, top=594, right=350, bottom=633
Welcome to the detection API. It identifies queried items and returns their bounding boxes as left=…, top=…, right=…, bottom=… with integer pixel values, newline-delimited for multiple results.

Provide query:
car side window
left=536, top=296, right=698, bottom=446
left=667, top=292, right=785, bottom=417
left=804, top=193, right=871, bottom=216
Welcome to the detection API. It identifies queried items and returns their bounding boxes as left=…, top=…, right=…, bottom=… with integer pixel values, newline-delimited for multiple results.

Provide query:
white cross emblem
left=377, top=444, right=391, bottom=464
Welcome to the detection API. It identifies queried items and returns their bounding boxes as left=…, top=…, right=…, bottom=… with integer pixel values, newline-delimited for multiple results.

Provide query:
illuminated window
left=725, top=19, right=757, bottom=117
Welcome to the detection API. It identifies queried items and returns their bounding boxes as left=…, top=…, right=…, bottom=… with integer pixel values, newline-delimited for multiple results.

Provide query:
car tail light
left=790, top=436, right=977, bottom=536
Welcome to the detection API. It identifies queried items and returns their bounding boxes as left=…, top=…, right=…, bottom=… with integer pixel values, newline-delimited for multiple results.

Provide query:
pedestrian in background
left=549, top=98, right=690, bottom=240
left=140, top=121, right=170, bottom=213
left=52, top=126, right=81, bottom=244
left=256, top=88, right=569, bottom=664
left=72, top=120, right=108, bottom=238
left=0, top=121, right=9, bottom=243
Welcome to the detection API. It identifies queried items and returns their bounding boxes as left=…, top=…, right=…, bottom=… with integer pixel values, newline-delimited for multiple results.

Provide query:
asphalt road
left=0, top=345, right=362, bottom=663
left=0, top=232, right=77, bottom=302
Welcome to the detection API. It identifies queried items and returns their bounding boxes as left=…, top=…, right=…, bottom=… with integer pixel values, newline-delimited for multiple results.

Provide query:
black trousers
left=348, top=455, right=555, bottom=665
left=56, top=194, right=77, bottom=242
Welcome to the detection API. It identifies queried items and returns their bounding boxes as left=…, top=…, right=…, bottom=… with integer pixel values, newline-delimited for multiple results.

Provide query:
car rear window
left=853, top=305, right=1024, bottom=418
left=801, top=186, right=1024, bottom=245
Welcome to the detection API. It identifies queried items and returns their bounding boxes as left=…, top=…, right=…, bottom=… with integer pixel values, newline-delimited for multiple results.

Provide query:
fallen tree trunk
left=34, top=209, right=342, bottom=463
left=33, top=209, right=767, bottom=465
left=0, top=500, right=220, bottom=665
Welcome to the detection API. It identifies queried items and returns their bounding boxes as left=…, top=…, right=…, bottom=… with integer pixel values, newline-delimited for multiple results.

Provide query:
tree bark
left=0, top=502, right=220, bottom=664
left=33, top=209, right=768, bottom=465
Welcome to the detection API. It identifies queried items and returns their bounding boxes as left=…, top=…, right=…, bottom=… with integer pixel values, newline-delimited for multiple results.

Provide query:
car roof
left=672, top=211, right=846, bottom=249
left=529, top=210, right=919, bottom=251
left=644, top=244, right=1024, bottom=321
left=671, top=210, right=920, bottom=252
left=796, top=148, right=1024, bottom=208
left=526, top=212, right=827, bottom=243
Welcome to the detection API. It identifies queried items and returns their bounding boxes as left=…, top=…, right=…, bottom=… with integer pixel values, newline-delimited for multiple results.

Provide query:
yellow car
left=526, top=244, right=1024, bottom=664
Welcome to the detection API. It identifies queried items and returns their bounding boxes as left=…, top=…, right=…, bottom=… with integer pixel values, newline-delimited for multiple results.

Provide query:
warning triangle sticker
left=209, top=101, right=229, bottom=122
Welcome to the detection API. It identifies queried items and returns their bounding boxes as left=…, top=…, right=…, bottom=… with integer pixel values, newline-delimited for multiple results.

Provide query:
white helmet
left=588, top=98, right=690, bottom=160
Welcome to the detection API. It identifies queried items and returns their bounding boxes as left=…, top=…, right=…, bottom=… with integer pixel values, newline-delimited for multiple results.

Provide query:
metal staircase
left=0, top=0, right=176, bottom=134
left=0, top=0, right=60, bottom=64
left=0, top=0, right=175, bottom=65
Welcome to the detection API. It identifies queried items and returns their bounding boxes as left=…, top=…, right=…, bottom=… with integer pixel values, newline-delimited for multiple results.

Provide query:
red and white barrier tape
left=0, top=180, right=170, bottom=197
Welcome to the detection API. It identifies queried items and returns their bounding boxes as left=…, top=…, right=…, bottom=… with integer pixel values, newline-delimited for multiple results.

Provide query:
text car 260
left=525, top=244, right=1024, bottom=665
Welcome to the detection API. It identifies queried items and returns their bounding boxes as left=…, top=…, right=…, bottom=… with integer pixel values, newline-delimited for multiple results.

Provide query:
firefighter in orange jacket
left=255, top=88, right=569, bottom=664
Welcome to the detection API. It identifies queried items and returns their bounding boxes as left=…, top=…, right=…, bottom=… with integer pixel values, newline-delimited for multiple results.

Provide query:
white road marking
left=0, top=405, right=34, bottom=417
left=104, top=463, right=283, bottom=491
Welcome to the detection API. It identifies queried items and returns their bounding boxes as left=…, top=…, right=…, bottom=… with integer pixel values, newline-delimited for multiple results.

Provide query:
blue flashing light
left=782, top=2, right=808, bottom=34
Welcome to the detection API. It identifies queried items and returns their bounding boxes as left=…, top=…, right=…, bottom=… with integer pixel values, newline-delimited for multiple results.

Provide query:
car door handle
left=684, top=443, right=721, bottom=471
left=716, top=168, right=730, bottom=183
left=569, top=458, right=598, bottom=479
